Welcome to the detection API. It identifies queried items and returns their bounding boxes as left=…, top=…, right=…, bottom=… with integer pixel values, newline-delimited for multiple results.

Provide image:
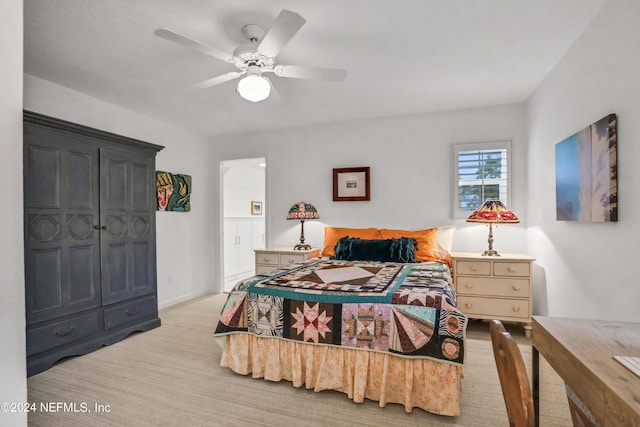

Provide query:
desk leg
left=532, top=345, right=540, bottom=427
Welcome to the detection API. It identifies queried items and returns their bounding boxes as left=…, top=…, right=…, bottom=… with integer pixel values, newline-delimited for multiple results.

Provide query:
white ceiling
left=24, top=0, right=608, bottom=137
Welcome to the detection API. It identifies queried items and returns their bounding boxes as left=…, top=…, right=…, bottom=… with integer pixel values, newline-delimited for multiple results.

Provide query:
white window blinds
left=452, top=140, right=511, bottom=219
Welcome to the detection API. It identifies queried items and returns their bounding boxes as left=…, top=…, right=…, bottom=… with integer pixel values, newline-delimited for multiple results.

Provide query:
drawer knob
left=262, top=258, right=269, bottom=262
left=512, top=285, right=521, bottom=291
left=508, top=266, right=516, bottom=273
left=512, top=306, right=520, bottom=312
left=465, top=303, right=473, bottom=308
left=470, top=265, right=477, bottom=272
left=54, top=326, right=76, bottom=337
left=288, top=258, right=295, bottom=263
left=465, top=283, right=473, bottom=289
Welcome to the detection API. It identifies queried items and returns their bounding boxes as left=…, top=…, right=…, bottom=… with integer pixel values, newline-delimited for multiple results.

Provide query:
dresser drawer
left=456, top=260, right=491, bottom=276
left=279, top=253, right=304, bottom=266
left=456, top=277, right=530, bottom=298
left=27, top=311, right=100, bottom=356
left=256, top=252, right=280, bottom=265
left=256, top=265, right=279, bottom=275
left=104, top=296, right=157, bottom=330
left=494, top=261, right=530, bottom=277
left=458, top=296, right=530, bottom=319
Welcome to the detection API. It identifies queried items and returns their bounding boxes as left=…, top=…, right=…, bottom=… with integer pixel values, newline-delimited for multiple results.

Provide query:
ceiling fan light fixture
left=237, top=73, right=270, bottom=102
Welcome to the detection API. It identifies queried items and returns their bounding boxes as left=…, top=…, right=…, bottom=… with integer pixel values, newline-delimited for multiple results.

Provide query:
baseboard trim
left=158, top=290, right=213, bottom=309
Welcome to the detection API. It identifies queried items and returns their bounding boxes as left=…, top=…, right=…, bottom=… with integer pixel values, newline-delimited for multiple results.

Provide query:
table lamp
left=286, top=202, right=319, bottom=250
left=466, top=199, right=519, bottom=256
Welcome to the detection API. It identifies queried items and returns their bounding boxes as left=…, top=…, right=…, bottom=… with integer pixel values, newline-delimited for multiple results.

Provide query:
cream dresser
left=254, top=247, right=320, bottom=275
left=452, top=252, right=535, bottom=337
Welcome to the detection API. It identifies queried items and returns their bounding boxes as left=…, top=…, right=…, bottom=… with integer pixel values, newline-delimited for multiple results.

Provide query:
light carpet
left=27, top=294, right=571, bottom=426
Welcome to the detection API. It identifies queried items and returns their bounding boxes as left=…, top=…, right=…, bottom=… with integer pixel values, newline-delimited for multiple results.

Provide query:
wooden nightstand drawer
left=494, top=261, right=530, bottom=277
left=458, top=296, right=530, bottom=320
left=255, top=252, right=279, bottom=265
left=456, top=277, right=530, bottom=298
left=456, top=260, right=491, bottom=276
left=256, top=265, right=278, bottom=275
left=254, top=248, right=319, bottom=276
left=280, top=253, right=304, bottom=266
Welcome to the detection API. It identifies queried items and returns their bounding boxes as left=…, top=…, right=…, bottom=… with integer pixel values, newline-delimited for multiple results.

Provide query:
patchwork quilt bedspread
left=214, top=258, right=467, bottom=365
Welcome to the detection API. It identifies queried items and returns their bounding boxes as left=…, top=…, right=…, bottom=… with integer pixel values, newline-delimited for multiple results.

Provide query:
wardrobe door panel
left=68, top=151, right=93, bottom=209
left=30, top=249, right=62, bottom=312
left=68, top=245, right=97, bottom=302
left=100, top=148, right=156, bottom=305
left=24, top=129, right=101, bottom=324
left=28, top=146, right=60, bottom=208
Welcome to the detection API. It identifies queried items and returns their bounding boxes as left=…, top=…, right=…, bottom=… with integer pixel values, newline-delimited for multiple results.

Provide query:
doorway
left=221, top=157, right=266, bottom=292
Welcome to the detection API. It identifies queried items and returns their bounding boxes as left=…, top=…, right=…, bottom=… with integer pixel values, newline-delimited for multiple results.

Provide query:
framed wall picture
left=333, top=167, right=370, bottom=201
left=251, top=201, right=263, bottom=215
left=156, top=171, right=192, bottom=212
left=555, top=114, right=617, bottom=222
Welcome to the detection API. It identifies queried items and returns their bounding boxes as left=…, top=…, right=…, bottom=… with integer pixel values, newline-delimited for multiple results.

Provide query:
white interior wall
left=0, top=1, right=27, bottom=425
left=526, top=0, right=640, bottom=321
left=223, top=158, right=266, bottom=218
left=210, top=103, right=528, bottom=288
left=23, top=75, right=214, bottom=309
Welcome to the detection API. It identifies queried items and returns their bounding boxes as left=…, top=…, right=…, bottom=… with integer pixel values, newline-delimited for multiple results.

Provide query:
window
left=452, top=140, right=511, bottom=219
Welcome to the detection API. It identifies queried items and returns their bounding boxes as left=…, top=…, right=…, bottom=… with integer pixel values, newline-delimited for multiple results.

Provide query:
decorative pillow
left=434, top=226, right=455, bottom=267
left=322, top=227, right=382, bottom=257
left=333, top=237, right=416, bottom=262
left=379, top=228, right=438, bottom=262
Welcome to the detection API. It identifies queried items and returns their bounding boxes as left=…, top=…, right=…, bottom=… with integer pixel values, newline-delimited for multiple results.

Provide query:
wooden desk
left=532, top=316, right=640, bottom=427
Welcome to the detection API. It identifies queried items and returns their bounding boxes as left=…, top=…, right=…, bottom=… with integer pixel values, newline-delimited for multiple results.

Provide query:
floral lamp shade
left=466, top=199, right=519, bottom=256
left=287, top=202, right=319, bottom=250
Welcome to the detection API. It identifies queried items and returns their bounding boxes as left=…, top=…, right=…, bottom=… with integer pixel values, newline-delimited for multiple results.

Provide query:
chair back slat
left=490, top=320, right=535, bottom=427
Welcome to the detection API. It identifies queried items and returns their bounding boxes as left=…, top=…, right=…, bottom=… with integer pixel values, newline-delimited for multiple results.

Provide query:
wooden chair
left=490, top=320, right=535, bottom=427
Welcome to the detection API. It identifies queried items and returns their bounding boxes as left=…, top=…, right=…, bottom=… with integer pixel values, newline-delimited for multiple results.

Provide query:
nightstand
left=451, top=252, right=535, bottom=337
left=254, top=247, right=320, bottom=275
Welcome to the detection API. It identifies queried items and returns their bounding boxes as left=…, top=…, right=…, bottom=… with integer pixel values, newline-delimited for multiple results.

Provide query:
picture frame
left=555, top=114, right=617, bottom=222
left=251, top=201, right=263, bottom=215
left=333, top=167, right=370, bottom=201
left=156, top=171, right=192, bottom=212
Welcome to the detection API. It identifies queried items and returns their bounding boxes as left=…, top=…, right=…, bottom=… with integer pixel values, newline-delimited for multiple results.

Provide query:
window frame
left=452, top=140, right=512, bottom=219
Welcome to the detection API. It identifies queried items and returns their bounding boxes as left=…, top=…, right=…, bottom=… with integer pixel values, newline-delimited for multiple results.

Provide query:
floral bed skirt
left=219, top=334, right=464, bottom=416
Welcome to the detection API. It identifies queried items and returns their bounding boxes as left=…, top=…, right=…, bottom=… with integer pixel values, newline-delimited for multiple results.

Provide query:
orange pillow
left=322, top=227, right=382, bottom=257
left=378, top=228, right=438, bottom=262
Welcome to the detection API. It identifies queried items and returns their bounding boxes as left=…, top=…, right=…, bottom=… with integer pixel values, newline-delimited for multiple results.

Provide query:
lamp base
left=293, top=243, right=312, bottom=251
left=481, top=249, right=501, bottom=256
left=481, top=223, right=501, bottom=256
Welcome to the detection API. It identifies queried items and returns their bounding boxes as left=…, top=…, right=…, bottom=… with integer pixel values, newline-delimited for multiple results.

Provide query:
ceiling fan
left=154, top=9, right=347, bottom=102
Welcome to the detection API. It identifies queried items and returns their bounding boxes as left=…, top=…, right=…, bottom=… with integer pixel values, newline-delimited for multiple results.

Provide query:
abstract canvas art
left=555, top=114, right=617, bottom=222
left=156, top=171, right=192, bottom=212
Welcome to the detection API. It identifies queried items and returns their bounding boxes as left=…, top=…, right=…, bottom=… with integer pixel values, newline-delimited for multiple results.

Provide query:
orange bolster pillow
left=378, top=228, right=438, bottom=262
left=322, top=227, right=383, bottom=257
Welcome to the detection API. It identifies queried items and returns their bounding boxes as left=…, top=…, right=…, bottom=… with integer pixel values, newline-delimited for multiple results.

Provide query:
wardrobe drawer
left=457, top=296, right=530, bottom=320
left=27, top=311, right=100, bottom=356
left=494, top=261, right=530, bottom=277
left=256, top=252, right=279, bottom=265
left=456, top=277, right=530, bottom=298
left=280, top=253, right=304, bottom=266
left=456, top=260, right=491, bottom=276
left=104, top=296, right=156, bottom=330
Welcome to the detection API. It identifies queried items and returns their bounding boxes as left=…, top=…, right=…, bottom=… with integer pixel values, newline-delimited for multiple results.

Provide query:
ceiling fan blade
left=274, top=64, right=347, bottom=81
left=154, top=28, right=235, bottom=63
left=256, top=10, right=306, bottom=58
left=193, top=71, right=245, bottom=90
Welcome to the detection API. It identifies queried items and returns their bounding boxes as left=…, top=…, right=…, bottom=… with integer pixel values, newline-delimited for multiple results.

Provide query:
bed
left=213, top=226, right=467, bottom=416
